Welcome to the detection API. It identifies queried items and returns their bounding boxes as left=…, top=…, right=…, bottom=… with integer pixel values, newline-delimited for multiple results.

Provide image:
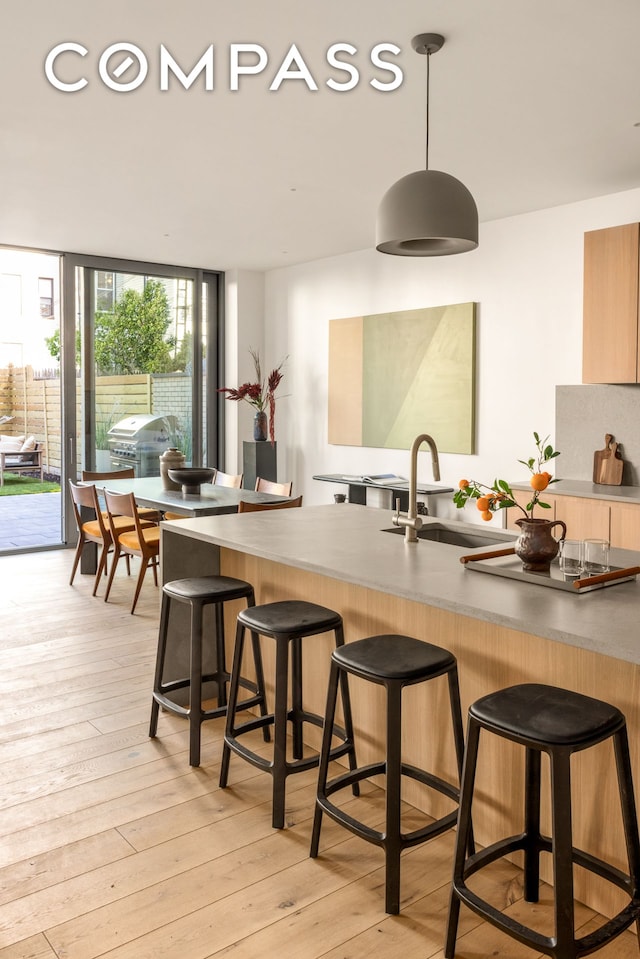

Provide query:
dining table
left=80, top=475, right=291, bottom=575
left=96, top=475, right=290, bottom=516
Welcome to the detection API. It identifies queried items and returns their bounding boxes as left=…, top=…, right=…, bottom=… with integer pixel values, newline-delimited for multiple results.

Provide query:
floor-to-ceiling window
left=0, top=247, right=64, bottom=552
left=0, top=248, right=223, bottom=554
left=62, top=254, right=223, bottom=549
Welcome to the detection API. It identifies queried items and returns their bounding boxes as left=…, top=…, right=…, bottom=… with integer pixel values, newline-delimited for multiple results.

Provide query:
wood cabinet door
left=609, top=502, right=640, bottom=549
left=583, top=222, right=640, bottom=384
left=555, top=495, right=610, bottom=541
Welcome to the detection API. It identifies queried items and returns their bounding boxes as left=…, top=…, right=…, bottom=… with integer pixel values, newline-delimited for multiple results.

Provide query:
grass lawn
left=0, top=473, right=61, bottom=496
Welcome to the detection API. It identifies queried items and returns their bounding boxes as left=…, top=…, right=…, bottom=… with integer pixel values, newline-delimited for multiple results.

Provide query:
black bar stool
left=445, top=683, right=640, bottom=959
left=149, top=576, right=269, bottom=767
left=219, top=600, right=358, bottom=829
left=310, top=633, right=468, bottom=915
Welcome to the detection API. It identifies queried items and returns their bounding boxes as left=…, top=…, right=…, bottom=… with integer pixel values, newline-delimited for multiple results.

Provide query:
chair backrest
left=213, top=469, right=243, bottom=489
left=254, top=477, right=293, bottom=496
left=82, top=467, right=135, bottom=482
left=103, top=488, right=146, bottom=543
left=238, top=495, right=303, bottom=513
left=68, top=479, right=109, bottom=536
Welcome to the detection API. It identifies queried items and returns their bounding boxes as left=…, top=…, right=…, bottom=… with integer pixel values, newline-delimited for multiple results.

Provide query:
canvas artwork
left=328, top=302, right=476, bottom=454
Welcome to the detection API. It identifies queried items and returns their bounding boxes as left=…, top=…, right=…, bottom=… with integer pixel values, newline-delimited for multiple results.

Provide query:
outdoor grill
left=108, top=413, right=178, bottom=477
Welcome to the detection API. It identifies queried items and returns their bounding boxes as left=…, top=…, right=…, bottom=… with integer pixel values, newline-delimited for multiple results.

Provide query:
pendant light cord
left=425, top=48, right=431, bottom=171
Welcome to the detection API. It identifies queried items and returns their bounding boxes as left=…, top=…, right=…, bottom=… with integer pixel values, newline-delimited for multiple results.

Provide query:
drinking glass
left=559, top=539, right=583, bottom=578
left=583, top=538, right=610, bottom=575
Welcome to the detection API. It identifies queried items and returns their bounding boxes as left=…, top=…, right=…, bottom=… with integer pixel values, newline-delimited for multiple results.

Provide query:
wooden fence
left=0, top=366, right=190, bottom=476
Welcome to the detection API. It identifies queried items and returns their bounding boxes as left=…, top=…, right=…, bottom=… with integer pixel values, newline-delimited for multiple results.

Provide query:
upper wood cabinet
left=583, top=222, right=640, bottom=383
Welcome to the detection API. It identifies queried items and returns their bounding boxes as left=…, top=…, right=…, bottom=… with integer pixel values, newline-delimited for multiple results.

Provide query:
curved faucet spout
left=393, top=433, right=441, bottom=543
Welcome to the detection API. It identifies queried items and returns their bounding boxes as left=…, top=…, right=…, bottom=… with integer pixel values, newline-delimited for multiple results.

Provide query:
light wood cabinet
left=555, top=494, right=610, bottom=541
left=505, top=490, right=640, bottom=548
left=583, top=222, right=640, bottom=383
left=609, top=501, right=640, bottom=550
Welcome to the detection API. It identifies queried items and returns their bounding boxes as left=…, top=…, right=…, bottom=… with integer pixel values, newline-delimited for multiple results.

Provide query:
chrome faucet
left=393, top=433, right=441, bottom=543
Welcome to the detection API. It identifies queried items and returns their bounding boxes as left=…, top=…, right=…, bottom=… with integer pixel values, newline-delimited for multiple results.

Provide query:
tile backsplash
left=556, top=384, right=640, bottom=486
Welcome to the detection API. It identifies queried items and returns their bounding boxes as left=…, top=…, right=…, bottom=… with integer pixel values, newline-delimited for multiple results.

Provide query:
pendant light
left=376, top=33, right=478, bottom=256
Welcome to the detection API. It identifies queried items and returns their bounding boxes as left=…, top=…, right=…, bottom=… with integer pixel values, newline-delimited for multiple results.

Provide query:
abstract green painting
left=328, top=302, right=476, bottom=454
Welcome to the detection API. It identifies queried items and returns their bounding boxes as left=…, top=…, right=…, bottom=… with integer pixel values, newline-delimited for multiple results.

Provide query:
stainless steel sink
left=382, top=522, right=513, bottom=549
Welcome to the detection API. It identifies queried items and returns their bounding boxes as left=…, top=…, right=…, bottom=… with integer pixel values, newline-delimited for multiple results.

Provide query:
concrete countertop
left=511, top=478, right=640, bottom=504
left=163, top=504, right=640, bottom=666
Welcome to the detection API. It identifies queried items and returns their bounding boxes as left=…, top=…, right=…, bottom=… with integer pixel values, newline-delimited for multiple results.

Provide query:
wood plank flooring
left=0, top=549, right=636, bottom=958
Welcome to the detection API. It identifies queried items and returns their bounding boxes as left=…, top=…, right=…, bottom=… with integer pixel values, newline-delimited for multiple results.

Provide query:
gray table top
left=95, top=476, right=288, bottom=516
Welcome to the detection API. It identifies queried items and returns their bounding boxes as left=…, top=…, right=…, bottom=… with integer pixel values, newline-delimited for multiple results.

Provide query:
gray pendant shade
left=376, top=169, right=479, bottom=256
left=375, top=32, right=479, bottom=257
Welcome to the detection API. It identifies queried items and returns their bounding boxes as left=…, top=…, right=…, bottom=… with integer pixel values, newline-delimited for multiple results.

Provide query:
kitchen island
left=161, top=503, right=640, bottom=919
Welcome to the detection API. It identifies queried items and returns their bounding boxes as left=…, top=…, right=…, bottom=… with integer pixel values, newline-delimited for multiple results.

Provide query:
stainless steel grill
left=108, top=413, right=178, bottom=477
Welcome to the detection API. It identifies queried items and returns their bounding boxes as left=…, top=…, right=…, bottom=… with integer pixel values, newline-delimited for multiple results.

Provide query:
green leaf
left=538, top=500, right=552, bottom=509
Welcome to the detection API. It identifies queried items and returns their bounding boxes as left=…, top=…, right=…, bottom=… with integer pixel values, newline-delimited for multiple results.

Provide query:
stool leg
left=272, top=636, right=291, bottom=829
left=550, top=748, right=575, bottom=957
left=447, top=665, right=473, bottom=854
left=149, top=591, right=171, bottom=738
left=220, top=620, right=246, bottom=788
left=445, top=716, right=481, bottom=959
left=214, top=602, right=228, bottom=709
left=613, top=726, right=640, bottom=944
left=250, top=629, right=271, bottom=742
left=334, top=624, right=359, bottom=793
left=188, top=600, right=204, bottom=767
left=310, top=658, right=341, bottom=858
left=291, top=636, right=304, bottom=760
left=385, top=680, right=402, bottom=915
left=523, top=746, right=542, bottom=901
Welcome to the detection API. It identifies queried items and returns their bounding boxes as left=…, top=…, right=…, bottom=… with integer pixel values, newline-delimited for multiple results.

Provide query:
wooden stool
left=445, top=683, right=640, bottom=959
left=149, top=576, right=268, bottom=767
left=219, top=600, right=357, bottom=829
left=310, top=633, right=468, bottom=914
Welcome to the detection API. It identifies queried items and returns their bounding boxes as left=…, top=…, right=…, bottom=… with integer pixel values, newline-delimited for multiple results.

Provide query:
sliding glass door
left=61, top=255, right=223, bottom=549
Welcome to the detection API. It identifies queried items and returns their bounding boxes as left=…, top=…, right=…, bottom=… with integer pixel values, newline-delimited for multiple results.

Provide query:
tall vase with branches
left=219, top=348, right=286, bottom=445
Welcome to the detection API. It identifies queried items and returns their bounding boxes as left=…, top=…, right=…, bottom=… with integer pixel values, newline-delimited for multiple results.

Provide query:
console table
left=312, top=473, right=454, bottom=512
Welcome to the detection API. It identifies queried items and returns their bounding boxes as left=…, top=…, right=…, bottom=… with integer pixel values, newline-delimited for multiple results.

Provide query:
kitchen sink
left=382, top=522, right=514, bottom=549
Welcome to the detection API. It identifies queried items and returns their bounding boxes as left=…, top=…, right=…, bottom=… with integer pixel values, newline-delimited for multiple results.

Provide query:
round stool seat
left=333, top=634, right=456, bottom=683
left=163, top=576, right=254, bottom=603
left=471, top=683, right=625, bottom=747
left=238, top=600, right=343, bottom=637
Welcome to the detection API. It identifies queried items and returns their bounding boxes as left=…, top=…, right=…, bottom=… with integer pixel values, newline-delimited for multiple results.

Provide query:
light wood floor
left=0, top=549, right=637, bottom=959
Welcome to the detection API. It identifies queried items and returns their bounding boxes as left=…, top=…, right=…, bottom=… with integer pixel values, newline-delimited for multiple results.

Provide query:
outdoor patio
left=0, top=490, right=62, bottom=550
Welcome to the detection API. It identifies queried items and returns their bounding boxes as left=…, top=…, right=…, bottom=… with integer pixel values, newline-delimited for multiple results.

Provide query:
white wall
left=224, top=269, right=265, bottom=474
left=238, top=186, right=640, bottom=517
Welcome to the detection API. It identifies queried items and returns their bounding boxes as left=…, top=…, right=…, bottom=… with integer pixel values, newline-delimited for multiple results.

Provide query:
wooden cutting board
left=593, top=433, right=624, bottom=485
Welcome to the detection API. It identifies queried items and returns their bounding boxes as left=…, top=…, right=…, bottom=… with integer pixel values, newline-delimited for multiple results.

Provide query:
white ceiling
left=2, top=0, right=640, bottom=273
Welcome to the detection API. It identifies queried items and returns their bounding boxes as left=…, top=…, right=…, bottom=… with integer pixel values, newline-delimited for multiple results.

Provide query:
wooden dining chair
left=254, top=477, right=293, bottom=496
left=238, top=495, right=303, bottom=513
left=103, top=489, right=161, bottom=614
left=213, top=469, right=243, bottom=488
left=81, top=468, right=161, bottom=523
left=68, top=480, right=155, bottom=596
